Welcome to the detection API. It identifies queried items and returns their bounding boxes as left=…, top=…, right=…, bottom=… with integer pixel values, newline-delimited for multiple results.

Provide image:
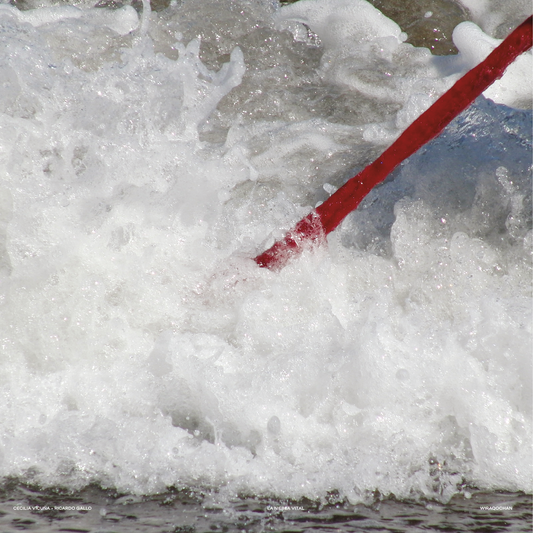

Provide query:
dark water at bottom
left=0, top=482, right=530, bottom=533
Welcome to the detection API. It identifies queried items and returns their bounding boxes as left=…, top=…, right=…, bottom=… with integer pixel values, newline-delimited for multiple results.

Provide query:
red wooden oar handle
left=255, top=16, right=532, bottom=270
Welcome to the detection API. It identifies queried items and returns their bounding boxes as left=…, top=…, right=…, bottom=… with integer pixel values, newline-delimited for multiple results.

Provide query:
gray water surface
left=1, top=483, right=531, bottom=532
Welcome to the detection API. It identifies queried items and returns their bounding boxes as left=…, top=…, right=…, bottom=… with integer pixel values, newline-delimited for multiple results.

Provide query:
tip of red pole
left=254, top=212, right=325, bottom=270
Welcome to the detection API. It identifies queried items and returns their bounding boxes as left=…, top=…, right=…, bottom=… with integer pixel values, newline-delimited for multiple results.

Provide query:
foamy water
left=0, top=0, right=531, bottom=505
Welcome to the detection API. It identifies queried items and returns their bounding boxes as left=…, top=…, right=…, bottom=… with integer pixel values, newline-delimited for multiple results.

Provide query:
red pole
left=254, top=16, right=532, bottom=270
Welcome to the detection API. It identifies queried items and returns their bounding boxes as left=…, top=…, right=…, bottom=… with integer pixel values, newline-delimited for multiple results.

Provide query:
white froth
left=453, top=21, right=532, bottom=108
left=0, top=4, right=83, bottom=26
left=0, top=3, right=139, bottom=35
left=0, top=0, right=530, bottom=503
left=458, top=0, right=531, bottom=38
left=275, top=0, right=403, bottom=47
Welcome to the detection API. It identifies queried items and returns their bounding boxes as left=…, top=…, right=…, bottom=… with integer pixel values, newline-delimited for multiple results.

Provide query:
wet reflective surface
left=1, top=482, right=531, bottom=532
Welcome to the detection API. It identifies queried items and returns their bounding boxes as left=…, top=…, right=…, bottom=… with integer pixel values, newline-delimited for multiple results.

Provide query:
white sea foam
left=458, top=0, right=531, bottom=37
left=0, top=0, right=530, bottom=503
left=452, top=21, right=532, bottom=108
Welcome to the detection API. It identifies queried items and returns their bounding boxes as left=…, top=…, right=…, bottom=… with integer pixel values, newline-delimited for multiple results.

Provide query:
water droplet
left=267, top=415, right=281, bottom=435
left=396, top=369, right=410, bottom=381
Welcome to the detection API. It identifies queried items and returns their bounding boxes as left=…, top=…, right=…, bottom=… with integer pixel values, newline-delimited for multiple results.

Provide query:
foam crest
left=275, top=0, right=403, bottom=47
left=452, top=21, right=532, bottom=108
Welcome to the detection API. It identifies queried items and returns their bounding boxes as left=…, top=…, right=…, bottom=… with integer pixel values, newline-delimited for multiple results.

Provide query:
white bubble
left=267, top=416, right=281, bottom=435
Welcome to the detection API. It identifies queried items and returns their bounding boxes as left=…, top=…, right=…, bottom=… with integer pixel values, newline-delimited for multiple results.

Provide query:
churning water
left=0, top=0, right=531, bottom=530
